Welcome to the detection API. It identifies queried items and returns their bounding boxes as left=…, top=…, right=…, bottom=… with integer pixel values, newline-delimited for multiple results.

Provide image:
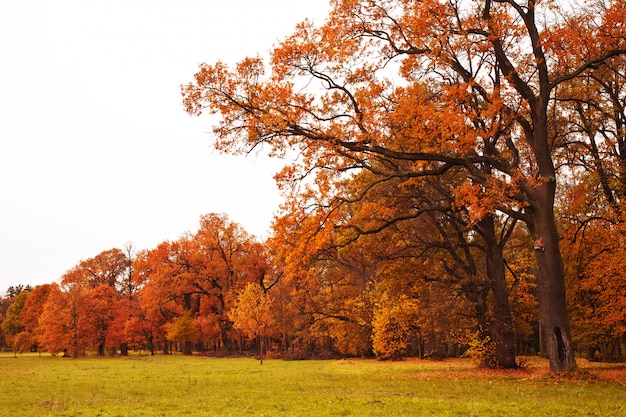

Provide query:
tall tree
left=183, top=0, right=626, bottom=371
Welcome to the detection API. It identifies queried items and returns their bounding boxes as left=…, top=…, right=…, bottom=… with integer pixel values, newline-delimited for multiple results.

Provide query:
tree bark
left=478, top=216, right=518, bottom=368
left=183, top=340, right=193, bottom=355
left=527, top=182, right=577, bottom=372
left=259, top=334, right=265, bottom=365
left=484, top=0, right=579, bottom=372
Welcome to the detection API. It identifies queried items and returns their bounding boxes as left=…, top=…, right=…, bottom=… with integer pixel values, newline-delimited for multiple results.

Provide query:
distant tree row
left=0, top=199, right=623, bottom=364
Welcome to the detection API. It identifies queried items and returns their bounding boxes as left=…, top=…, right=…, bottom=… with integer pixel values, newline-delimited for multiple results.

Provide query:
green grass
left=0, top=353, right=624, bottom=416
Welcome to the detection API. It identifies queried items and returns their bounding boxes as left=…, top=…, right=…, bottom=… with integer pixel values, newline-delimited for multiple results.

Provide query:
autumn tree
left=371, top=290, right=420, bottom=360
left=120, top=254, right=163, bottom=355
left=1, top=290, right=30, bottom=356
left=166, top=310, right=197, bottom=355
left=138, top=235, right=220, bottom=354
left=121, top=294, right=158, bottom=355
left=39, top=282, right=91, bottom=357
left=269, top=174, right=502, bottom=361
left=19, top=284, right=52, bottom=354
left=268, top=192, right=375, bottom=358
left=1, top=285, right=32, bottom=350
left=183, top=0, right=626, bottom=372
left=84, top=284, right=118, bottom=356
left=559, top=170, right=626, bottom=361
left=343, top=165, right=522, bottom=365
left=229, top=282, right=276, bottom=363
left=133, top=243, right=182, bottom=354
left=138, top=213, right=266, bottom=354
left=561, top=213, right=626, bottom=361
left=50, top=248, right=136, bottom=356
left=556, top=53, right=626, bottom=360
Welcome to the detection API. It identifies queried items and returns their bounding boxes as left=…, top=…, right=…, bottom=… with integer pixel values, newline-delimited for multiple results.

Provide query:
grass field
left=0, top=353, right=624, bottom=416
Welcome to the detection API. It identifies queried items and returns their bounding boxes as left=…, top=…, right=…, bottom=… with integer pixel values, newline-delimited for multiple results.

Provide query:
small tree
left=229, top=283, right=276, bottom=363
left=372, top=294, right=418, bottom=360
left=166, top=311, right=197, bottom=355
left=1, top=291, right=29, bottom=356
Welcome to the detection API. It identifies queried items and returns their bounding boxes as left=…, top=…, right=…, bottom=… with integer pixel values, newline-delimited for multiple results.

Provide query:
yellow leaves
left=371, top=292, right=419, bottom=359
left=229, top=283, right=276, bottom=338
left=166, top=310, right=197, bottom=344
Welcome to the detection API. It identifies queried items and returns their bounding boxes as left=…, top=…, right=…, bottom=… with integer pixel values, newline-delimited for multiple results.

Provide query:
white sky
left=0, top=0, right=330, bottom=291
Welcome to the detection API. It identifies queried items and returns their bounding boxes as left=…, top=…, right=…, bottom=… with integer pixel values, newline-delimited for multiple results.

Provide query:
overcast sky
left=0, top=0, right=330, bottom=292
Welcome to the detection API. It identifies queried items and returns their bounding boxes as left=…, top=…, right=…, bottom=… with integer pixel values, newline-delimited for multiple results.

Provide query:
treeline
left=0, top=203, right=623, bottom=363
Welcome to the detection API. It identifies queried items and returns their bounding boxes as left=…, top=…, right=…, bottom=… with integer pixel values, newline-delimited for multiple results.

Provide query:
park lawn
left=0, top=353, right=624, bottom=416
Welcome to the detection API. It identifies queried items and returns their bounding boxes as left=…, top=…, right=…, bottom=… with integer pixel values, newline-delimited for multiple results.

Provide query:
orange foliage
left=11, top=0, right=626, bottom=366
left=39, top=283, right=91, bottom=357
left=19, top=284, right=52, bottom=352
left=181, top=0, right=626, bottom=372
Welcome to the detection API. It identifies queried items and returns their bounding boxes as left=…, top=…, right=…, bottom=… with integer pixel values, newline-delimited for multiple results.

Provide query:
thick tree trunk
left=479, top=216, right=518, bottom=369
left=528, top=182, right=577, bottom=372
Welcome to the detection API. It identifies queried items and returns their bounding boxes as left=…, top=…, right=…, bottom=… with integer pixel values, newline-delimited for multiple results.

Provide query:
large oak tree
left=183, top=0, right=625, bottom=372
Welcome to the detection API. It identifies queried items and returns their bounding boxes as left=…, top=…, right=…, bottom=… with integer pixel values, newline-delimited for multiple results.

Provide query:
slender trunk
left=478, top=216, right=518, bottom=368
left=259, top=334, right=265, bottom=364
left=72, top=323, right=79, bottom=358
left=147, top=336, right=154, bottom=356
